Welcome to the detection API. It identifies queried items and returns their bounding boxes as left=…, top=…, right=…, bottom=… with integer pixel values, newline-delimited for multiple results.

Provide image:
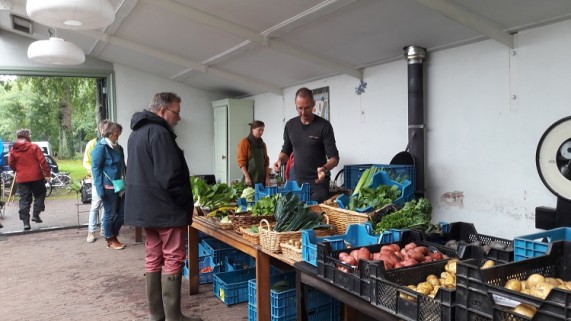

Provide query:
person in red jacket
left=8, top=129, right=51, bottom=231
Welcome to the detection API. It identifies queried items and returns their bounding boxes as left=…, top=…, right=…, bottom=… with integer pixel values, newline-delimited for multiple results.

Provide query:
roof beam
left=417, top=0, right=514, bottom=49
left=140, top=0, right=363, bottom=80
left=80, top=30, right=284, bottom=95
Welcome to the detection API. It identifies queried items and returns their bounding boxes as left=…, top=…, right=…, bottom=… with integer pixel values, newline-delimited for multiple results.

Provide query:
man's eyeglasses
left=165, top=108, right=181, bottom=117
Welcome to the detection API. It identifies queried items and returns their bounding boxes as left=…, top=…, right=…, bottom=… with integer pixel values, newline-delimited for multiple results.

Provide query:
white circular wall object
left=27, top=37, right=85, bottom=65
left=26, top=0, right=115, bottom=30
left=536, top=116, right=571, bottom=201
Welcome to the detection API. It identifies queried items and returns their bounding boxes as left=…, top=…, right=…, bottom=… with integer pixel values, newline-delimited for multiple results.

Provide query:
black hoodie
left=124, top=110, right=193, bottom=228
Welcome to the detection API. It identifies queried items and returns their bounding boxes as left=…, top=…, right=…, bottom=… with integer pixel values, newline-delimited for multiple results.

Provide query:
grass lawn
left=57, top=159, right=87, bottom=182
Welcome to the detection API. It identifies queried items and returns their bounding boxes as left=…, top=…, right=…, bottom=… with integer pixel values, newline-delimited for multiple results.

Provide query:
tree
left=14, top=76, right=97, bottom=158
left=0, top=76, right=97, bottom=158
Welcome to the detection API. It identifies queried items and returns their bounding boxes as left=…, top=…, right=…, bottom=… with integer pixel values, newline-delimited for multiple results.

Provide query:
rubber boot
left=146, top=272, right=165, bottom=321
left=161, top=272, right=202, bottom=321
left=23, top=219, right=31, bottom=231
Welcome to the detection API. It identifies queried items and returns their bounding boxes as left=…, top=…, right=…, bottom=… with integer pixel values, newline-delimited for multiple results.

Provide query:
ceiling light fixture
left=26, top=0, right=115, bottom=30
left=27, top=37, right=85, bottom=65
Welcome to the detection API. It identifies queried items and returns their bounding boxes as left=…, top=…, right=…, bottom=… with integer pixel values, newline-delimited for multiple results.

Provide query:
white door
left=213, top=106, right=228, bottom=183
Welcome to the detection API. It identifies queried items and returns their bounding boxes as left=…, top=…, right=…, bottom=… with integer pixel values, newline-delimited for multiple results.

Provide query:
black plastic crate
left=456, top=241, right=571, bottom=321
left=370, top=259, right=455, bottom=321
left=316, top=231, right=456, bottom=302
left=423, top=222, right=514, bottom=263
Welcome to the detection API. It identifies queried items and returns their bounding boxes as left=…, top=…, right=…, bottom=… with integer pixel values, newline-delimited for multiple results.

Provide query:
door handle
left=222, top=155, right=226, bottom=160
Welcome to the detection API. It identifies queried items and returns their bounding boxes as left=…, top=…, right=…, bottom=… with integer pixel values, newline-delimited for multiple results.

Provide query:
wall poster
left=312, top=86, right=330, bottom=121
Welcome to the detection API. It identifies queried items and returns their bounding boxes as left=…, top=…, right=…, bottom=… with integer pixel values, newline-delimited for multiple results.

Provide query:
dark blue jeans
left=101, top=189, right=125, bottom=239
left=18, top=179, right=47, bottom=221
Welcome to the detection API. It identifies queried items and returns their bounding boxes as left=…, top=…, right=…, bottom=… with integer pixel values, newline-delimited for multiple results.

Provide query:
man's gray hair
left=16, top=128, right=31, bottom=139
left=148, top=92, right=181, bottom=112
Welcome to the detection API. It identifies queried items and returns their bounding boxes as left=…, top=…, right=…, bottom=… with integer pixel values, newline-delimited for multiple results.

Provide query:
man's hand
left=273, top=161, right=282, bottom=172
left=315, top=167, right=327, bottom=184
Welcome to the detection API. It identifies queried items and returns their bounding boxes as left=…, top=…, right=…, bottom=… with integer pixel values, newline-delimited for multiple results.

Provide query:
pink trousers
left=144, top=226, right=186, bottom=274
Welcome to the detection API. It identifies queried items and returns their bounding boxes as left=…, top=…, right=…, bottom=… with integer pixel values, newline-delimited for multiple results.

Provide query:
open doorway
left=0, top=74, right=111, bottom=233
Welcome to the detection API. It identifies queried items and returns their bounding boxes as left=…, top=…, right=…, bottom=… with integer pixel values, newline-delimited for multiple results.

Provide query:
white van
left=33, top=141, right=53, bottom=156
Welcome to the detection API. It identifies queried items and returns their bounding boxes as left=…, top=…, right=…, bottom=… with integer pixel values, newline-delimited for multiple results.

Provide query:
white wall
left=252, top=19, right=571, bottom=239
left=113, top=64, right=223, bottom=176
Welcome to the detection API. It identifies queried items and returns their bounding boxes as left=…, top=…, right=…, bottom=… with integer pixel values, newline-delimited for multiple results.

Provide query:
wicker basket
left=259, top=219, right=301, bottom=253
left=211, top=217, right=235, bottom=230
left=231, top=212, right=275, bottom=234
left=319, top=203, right=369, bottom=234
left=240, top=227, right=260, bottom=244
left=313, top=214, right=336, bottom=237
left=280, top=241, right=302, bottom=261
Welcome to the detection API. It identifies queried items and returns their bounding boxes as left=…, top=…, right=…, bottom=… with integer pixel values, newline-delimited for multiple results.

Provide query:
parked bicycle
left=45, top=171, right=72, bottom=197
left=1, top=170, right=71, bottom=197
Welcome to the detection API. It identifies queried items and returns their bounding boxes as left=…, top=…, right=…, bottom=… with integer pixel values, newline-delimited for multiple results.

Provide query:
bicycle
left=45, top=171, right=72, bottom=197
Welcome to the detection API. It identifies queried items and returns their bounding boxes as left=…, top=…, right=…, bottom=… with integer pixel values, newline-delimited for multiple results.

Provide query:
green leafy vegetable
left=348, top=184, right=401, bottom=211
left=191, top=177, right=237, bottom=209
left=374, top=198, right=432, bottom=233
left=352, top=166, right=379, bottom=196
left=273, top=193, right=329, bottom=232
left=251, top=196, right=277, bottom=216
left=241, top=187, right=256, bottom=202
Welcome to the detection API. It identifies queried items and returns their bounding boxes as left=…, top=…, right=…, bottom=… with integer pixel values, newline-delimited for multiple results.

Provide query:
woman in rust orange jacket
left=237, top=120, right=271, bottom=187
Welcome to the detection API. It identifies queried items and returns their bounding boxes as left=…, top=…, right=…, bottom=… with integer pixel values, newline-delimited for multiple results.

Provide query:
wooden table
left=188, top=217, right=296, bottom=321
left=294, top=261, right=399, bottom=321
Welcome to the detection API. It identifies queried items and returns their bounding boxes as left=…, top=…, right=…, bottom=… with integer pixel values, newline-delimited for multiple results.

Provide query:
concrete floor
left=0, top=198, right=249, bottom=321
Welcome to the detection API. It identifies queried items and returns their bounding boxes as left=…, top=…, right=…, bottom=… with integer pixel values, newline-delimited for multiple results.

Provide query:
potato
left=426, top=274, right=438, bottom=281
left=504, top=279, right=522, bottom=292
left=417, top=282, right=434, bottom=293
left=481, top=260, right=495, bottom=269
left=444, top=260, right=457, bottom=274
left=531, top=283, right=555, bottom=299
left=513, top=304, right=537, bottom=318
left=428, top=277, right=440, bottom=287
left=527, top=274, right=545, bottom=288
left=545, top=277, right=560, bottom=286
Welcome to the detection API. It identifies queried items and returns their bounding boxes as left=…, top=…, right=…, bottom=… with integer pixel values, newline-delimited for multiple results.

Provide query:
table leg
left=187, top=226, right=199, bottom=294
left=256, top=249, right=271, bottom=321
left=296, top=269, right=308, bottom=321
left=135, top=227, right=143, bottom=243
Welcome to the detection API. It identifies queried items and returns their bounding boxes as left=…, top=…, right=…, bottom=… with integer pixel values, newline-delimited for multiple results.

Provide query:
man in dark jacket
left=125, top=92, right=201, bottom=321
left=8, top=129, right=51, bottom=230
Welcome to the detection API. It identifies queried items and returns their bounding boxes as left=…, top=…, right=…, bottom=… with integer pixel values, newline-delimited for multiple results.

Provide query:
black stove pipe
left=404, top=46, right=426, bottom=197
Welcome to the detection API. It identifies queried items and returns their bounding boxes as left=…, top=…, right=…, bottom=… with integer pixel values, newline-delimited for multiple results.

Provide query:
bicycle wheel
left=45, top=181, right=53, bottom=197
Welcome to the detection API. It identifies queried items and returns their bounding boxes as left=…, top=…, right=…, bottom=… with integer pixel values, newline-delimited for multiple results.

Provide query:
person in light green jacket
left=84, top=119, right=108, bottom=243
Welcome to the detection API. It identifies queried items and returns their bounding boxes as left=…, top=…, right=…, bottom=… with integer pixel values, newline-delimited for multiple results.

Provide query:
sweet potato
left=413, top=246, right=428, bottom=256
left=405, top=242, right=417, bottom=250
left=402, top=258, right=418, bottom=266
left=407, top=250, right=425, bottom=262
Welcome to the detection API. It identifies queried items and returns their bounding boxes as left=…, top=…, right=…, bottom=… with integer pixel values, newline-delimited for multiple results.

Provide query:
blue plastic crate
left=301, top=223, right=402, bottom=266
left=514, top=227, right=571, bottom=261
left=213, top=268, right=256, bottom=305
left=183, top=255, right=219, bottom=284
left=307, top=302, right=341, bottom=321
left=248, top=272, right=297, bottom=321
left=344, top=164, right=415, bottom=191
left=201, top=238, right=240, bottom=267
left=255, top=181, right=310, bottom=203
left=224, top=253, right=255, bottom=272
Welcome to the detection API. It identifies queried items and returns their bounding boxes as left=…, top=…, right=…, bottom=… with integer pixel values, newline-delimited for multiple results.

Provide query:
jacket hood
left=130, top=110, right=175, bottom=136
left=12, top=138, right=31, bottom=152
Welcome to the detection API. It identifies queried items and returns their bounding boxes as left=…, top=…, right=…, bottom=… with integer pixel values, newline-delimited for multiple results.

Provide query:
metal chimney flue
left=404, top=46, right=426, bottom=197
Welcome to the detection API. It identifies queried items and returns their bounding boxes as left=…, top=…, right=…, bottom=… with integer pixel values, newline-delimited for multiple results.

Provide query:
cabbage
left=241, top=187, right=255, bottom=202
